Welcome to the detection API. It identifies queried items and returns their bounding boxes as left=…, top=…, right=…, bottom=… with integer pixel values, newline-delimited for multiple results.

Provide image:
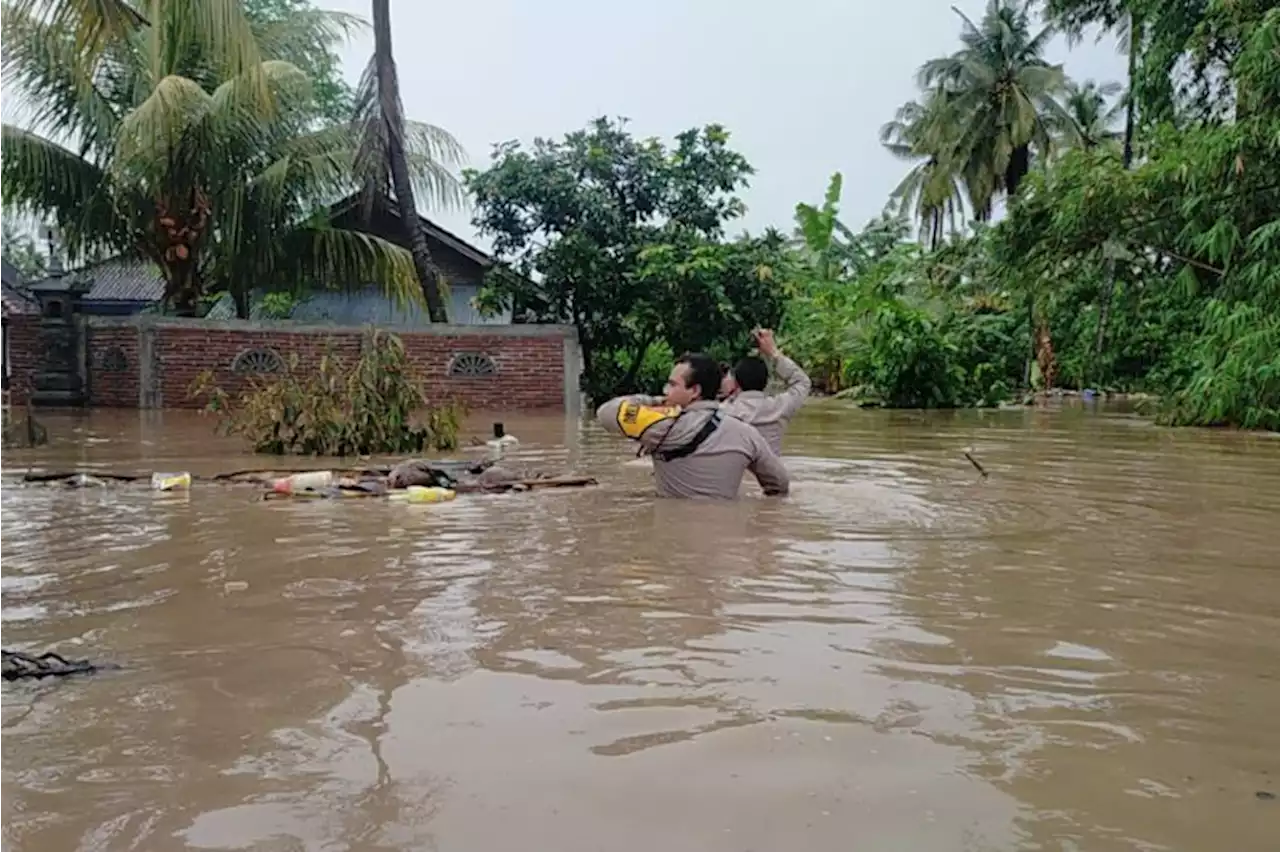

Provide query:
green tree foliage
left=1, top=219, right=48, bottom=279
left=1055, top=79, right=1126, bottom=153
left=879, top=93, right=968, bottom=248
left=985, top=3, right=1280, bottom=428
left=466, top=117, right=789, bottom=400
left=883, top=0, right=1075, bottom=233
left=242, top=0, right=356, bottom=127
left=0, top=0, right=463, bottom=317
left=783, top=175, right=1023, bottom=407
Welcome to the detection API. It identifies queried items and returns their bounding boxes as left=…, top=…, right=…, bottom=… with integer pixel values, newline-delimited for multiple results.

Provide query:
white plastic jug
left=273, top=471, right=334, bottom=494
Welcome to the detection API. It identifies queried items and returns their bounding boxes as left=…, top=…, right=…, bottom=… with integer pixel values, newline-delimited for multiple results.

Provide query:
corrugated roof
left=84, top=258, right=165, bottom=301
left=26, top=257, right=164, bottom=302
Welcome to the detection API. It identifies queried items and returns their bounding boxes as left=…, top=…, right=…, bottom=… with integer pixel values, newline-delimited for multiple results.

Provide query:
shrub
left=190, top=329, right=463, bottom=455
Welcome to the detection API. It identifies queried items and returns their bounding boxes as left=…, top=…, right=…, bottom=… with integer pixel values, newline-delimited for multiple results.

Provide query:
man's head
left=717, top=362, right=736, bottom=400
left=665, top=352, right=722, bottom=407
left=732, top=356, right=769, bottom=393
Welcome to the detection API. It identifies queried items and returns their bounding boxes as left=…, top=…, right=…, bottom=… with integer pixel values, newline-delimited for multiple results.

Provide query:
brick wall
left=150, top=324, right=366, bottom=409
left=86, top=323, right=139, bottom=407
left=3, top=315, right=41, bottom=405
left=11, top=316, right=579, bottom=411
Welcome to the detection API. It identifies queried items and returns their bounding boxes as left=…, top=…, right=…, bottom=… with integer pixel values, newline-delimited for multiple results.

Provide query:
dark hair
left=675, top=352, right=724, bottom=401
left=733, top=356, right=769, bottom=392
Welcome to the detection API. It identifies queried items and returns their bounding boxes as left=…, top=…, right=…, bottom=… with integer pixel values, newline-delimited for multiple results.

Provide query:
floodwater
left=2, top=403, right=1279, bottom=852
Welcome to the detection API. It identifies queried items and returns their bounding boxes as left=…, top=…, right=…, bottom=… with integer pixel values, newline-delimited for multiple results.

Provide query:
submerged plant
left=190, top=329, right=463, bottom=455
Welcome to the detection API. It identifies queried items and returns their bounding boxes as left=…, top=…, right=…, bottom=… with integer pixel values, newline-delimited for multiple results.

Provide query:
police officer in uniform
left=596, top=352, right=790, bottom=499
left=719, top=329, right=811, bottom=456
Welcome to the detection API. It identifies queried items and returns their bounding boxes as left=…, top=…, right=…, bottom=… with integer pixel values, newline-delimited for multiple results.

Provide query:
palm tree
left=1056, top=79, right=1126, bottom=152
left=917, top=0, right=1073, bottom=213
left=1042, top=1, right=1139, bottom=168
left=0, top=0, right=462, bottom=317
left=879, top=92, right=969, bottom=248
left=354, top=0, right=462, bottom=323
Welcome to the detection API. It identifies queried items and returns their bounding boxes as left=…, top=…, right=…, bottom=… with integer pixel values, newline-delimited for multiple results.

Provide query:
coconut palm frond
left=2, top=0, right=463, bottom=318
left=271, top=225, right=425, bottom=308
left=5, top=0, right=148, bottom=66
left=0, top=5, right=121, bottom=153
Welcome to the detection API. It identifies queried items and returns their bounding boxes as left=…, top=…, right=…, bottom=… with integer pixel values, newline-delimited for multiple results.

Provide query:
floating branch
left=964, top=450, right=989, bottom=479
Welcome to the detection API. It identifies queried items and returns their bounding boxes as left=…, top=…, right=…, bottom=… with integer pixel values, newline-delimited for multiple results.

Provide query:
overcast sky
left=320, top=0, right=1126, bottom=248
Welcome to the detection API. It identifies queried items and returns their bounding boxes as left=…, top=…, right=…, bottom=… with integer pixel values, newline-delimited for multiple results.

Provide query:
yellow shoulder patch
left=617, top=400, right=680, bottom=439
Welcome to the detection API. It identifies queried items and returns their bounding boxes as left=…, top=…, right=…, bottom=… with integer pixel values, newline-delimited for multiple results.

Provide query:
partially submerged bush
left=191, top=329, right=463, bottom=455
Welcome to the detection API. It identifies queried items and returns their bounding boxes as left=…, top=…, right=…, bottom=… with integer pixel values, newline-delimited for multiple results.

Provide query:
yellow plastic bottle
left=151, top=472, right=192, bottom=491
left=389, top=486, right=457, bottom=503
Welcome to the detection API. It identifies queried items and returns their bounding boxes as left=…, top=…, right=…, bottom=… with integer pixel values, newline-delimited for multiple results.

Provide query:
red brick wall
left=399, top=332, right=564, bottom=410
left=87, top=324, right=139, bottom=407
left=76, top=319, right=571, bottom=411
left=3, top=315, right=40, bottom=405
left=151, top=326, right=364, bottom=409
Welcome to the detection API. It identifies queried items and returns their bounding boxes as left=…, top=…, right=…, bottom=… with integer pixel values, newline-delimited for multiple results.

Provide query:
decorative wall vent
left=230, top=347, right=284, bottom=374
left=447, top=352, right=498, bottom=378
left=99, top=346, right=128, bottom=372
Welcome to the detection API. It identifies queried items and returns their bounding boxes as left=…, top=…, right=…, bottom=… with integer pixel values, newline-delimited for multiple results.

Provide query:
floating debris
left=963, top=449, right=989, bottom=479
left=388, top=486, right=457, bottom=503
left=8, top=459, right=598, bottom=499
left=151, top=471, right=192, bottom=491
left=2, top=650, right=104, bottom=681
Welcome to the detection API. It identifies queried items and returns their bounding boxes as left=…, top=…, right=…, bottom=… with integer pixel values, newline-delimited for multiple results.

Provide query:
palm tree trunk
left=166, top=262, right=201, bottom=317
left=1093, top=263, right=1116, bottom=384
left=1005, top=145, right=1031, bottom=199
left=371, top=0, right=448, bottom=323
left=157, top=189, right=211, bottom=317
left=1122, top=19, right=1138, bottom=169
left=1101, top=20, right=1139, bottom=380
left=1008, top=144, right=1051, bottom=388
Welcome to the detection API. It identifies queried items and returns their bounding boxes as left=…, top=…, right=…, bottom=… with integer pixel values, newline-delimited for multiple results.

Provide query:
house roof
left=2, top=258, right=25, bottom=287
left=11, top=196, right=491, bottom=310
left=2, top=281, right=38, bottom=317
left=25, top=257, right=165, bottom=303
left=328, top=192, right=493, bottom=268
left=2, top=259, right=38, bottom=317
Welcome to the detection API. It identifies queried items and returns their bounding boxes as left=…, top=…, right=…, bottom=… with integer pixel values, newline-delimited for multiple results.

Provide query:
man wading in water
left=719, top=328, right=811, bottom=456
left=597, top=352, right=790, bottom=499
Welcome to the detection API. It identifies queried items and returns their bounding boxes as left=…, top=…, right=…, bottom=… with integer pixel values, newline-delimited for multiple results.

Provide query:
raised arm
left=596, top=396, right=678, bottom=452
left=757, top=329, right=811, bottom=419
left=771, top=354, right=812, bottom=419
left=745, top=427, right=790, bottom=496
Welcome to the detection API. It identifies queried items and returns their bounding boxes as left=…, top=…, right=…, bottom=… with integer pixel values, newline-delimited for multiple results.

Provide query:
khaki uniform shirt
left=596, top=398, right=790, bottom=499
left=719, top=354, right=811, bottom=456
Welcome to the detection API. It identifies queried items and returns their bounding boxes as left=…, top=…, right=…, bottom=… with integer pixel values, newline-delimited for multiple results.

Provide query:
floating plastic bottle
left=272, top=471, right=334, bottom=494
left=151, top=472, right=192, bottom=491
left=389, top=486, right=457, bottom=504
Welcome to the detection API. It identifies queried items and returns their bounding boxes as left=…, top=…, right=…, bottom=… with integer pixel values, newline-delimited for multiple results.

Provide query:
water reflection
left=3, top=406, right=1279, bottom=851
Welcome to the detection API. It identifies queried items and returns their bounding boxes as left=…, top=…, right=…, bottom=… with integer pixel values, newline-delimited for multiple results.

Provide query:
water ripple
left=3, top=405, right=1279, bottom=851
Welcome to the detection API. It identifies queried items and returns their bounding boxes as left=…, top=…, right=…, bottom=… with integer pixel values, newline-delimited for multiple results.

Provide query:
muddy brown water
left=2, top=403, right=1279, bottom=851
